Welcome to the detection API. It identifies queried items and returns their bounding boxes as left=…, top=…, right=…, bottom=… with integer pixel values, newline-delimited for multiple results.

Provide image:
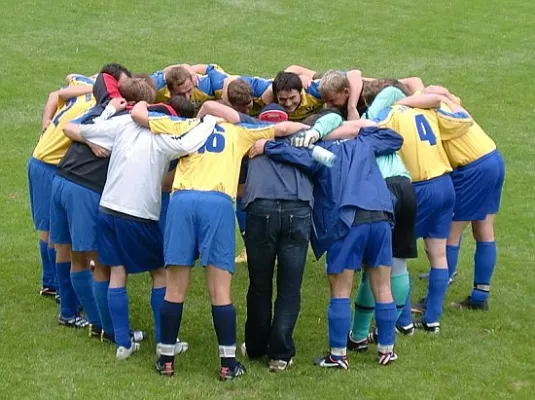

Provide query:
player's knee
left=55, top=244, right=71, bottom=263
left=39, top=230, right=49, bottom=242
left=328, top=272, right=354, bottom=298
left=150, top=267, right=166, bottom=288
left=472, top=219, right=495, bottom=242
left=71, top=251, right=90, bottom=272
left=109, top=266, right=127, bottom=287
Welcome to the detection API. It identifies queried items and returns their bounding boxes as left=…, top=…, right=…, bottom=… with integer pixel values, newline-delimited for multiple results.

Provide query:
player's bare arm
left=41, top=90, right=59, bottom=134
left=346, top=69, right=363, bottom=120
left=197, top=101, right=241, bottom=124
left=285, top=65, right=318, bottom=79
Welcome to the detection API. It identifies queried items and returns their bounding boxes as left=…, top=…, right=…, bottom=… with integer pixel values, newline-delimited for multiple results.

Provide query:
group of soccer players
left=28, top=61, right=505, bottom=380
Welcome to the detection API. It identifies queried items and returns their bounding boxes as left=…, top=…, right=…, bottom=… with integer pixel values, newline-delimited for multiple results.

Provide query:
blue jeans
left=244, top=199, right=311, bottom=361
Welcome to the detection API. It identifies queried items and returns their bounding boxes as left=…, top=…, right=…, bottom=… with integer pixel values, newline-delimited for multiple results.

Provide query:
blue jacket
left=265, top=126, right=403, bottom=259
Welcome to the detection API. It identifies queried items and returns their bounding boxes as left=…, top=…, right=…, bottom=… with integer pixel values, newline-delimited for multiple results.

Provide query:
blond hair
left=119, top=77, right=156, bottom=103
left=319, top=70, right=350, bottom=98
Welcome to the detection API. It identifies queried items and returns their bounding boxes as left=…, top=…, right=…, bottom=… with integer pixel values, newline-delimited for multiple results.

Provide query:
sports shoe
left=116, top=340, right=140, bottom=360
left=347, top=331, right=369, bottom=352
left=451, top=296, right=488, bottom=311
left=40, top=287, right=57, bottom=297
left=156, top=339, right=189, bottom=357
left=268, top=358, right=293, bottom=372
left=395, top=323, right=415, bottom=336
left=234, top=248, right=247, bottom=264
left=240, top=342, right=248, bottom=357
left=448, top=271, right=459, bottom=285
left=413, top=318, right=440, bottom=333
left=155, top=359, right=174, bottom=377
left=377, top=350, right=398, bottom=366
left=58, top=314, right=89, bottom=328
left=88, top=324, right=145, bottom=343
left=411, top=297, right=426, bottom=314
left=314, top=354, right=349, bottom=370
left=55, top=294, right=60, bottom=304
left=219, top=362, right=247, bottom=381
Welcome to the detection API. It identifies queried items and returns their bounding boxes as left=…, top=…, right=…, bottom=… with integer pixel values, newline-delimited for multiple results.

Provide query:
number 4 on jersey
left=415, top=114, right=437, bottom=145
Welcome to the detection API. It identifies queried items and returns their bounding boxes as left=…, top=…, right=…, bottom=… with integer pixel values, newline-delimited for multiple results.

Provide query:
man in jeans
left=241, top=111, right=342, bottom=372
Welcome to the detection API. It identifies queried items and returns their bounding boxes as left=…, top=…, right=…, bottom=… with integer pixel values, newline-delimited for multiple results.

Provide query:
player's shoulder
left=305, top=80, right=321, bottom=98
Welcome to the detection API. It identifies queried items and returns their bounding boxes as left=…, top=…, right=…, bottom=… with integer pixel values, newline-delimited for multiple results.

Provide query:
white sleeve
left=156, top=117, right=217, bottom=160
left=79, top=118, right=119, bottom=150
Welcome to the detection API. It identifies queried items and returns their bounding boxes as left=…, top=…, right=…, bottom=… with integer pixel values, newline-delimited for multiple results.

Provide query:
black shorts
left=239, top=157, right=249, bottom=185
left=386, top=176, right=418, bottom=259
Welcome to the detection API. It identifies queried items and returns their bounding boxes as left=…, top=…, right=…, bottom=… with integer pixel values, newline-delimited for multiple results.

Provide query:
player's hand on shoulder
left=290, top=129, right=319, bottom=148
left=110, top=97, right=128, bottom=111
left=300, top=75, right=312, bottom=90
left=249, top=139, right=269, bottom=158
left=88, top=142, right=111, bottom=158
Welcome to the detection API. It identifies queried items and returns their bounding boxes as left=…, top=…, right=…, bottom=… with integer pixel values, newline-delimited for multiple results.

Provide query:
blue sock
left=328, top=298, right=351, bottom=358
left=159, top=301, right=184, bottom=363
left=39, top=240, right=55, bottom=289
left=375, top=302, right=397, bottom=347
left=56, top=262, right=78, bottom=319
left=46, top=246, right=58, bottom=289
left=93, top=280, right=114, bottom=336
left=424, top=267, right=449, bottom=324
left=397, top=279, right=413, bottom=327
left=236, top=197, right=246, bottom=239
left=151, top=287, right=166, bottom=343
left=447, top=244, right=460, bottom=280
left=107, top=287, right=131, bottom=348
left=471, top=241, right=497, bottom=304
left=70, top=270, right=100, bottom=326
left=211, top=304, right=237, bottom=369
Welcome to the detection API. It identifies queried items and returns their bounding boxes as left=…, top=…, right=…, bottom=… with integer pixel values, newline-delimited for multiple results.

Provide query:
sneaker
left=411, top=297, right=426, bottom=314
left=347, top=331, right=369, bottom=352
left=219, top=362, right=247, bottom=381
left=40, top=287, right=57, bottom=297
left=451, top=296, right=488, bottom=311
left=448, top=271, right=459, bottom=285
left=55, top=294, right=60, bottom=304
left=413, top=318, right=440, bottom=333
left=116, top=340, right=140, bottom=360
left=58, top=314, right=89, bottom=328
left=88, top=325, right=145, bottom=344
left=418, top=272, right=429, bottom=280
left=314, top=354, right=349, bottom=370
left=155, top=359, right=174, bottom=377
left=377, top=350, right=398, bottom=366
left=234, top=248, right=247, bottom=264
left=156, top=339, right=189, bottom=357
left=395, top=323, right=415, bottom=336
left=268, top=358, right=293, bottom=372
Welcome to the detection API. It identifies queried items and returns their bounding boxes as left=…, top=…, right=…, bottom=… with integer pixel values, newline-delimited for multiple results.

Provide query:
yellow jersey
left=32, top=76, right=96, bottom=165
left=148, top=116, right=275, bottom=199
left=288, top=81, right=324, bottom=121
left=439, top=104, right=496, bottom=168
left=376, top=105, right=472, bottom=182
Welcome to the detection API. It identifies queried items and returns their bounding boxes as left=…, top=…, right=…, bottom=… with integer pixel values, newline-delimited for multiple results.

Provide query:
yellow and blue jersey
left=439, top=103, right=496, bottom=168
left=207, top=67, right=273, bottom=116
left=288, top=80, right=324, bottom=121
left=152, top=64, right=225, bottom=110
left=148, top=115, right=275, bottom=199
left=32, top=75, right=96, bottom=165
left=375, top=105, right=471, bottom=182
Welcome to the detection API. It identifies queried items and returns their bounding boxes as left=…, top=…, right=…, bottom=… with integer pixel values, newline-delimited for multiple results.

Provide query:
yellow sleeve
left=148, top=113, right=201, bottom=136
left=436, top=108, right=472, bottom=141
left=236, top=125, right=276, bottom=155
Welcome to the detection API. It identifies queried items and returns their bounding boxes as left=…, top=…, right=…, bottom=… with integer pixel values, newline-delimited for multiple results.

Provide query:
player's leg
left=243, top=199, right=278, bottom=360
left=90, top=254, right=115, bottom=341
left=70, top=251, right=101, bottom=329
left=446, top=221, right=469, bottom=281
left=268, top=201, right=311, bottom=371
left=235, top=161, right=249, bottom=264
left=365, top=221, right=396, bottom=365
left=349, top=272, right=375, bottom=350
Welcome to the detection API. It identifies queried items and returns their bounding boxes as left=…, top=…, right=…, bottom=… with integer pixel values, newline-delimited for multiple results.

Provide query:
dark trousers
left=244, top=199, right=311, bottom=361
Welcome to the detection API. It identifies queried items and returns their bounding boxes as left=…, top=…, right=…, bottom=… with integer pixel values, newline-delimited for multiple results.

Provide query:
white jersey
left=80, top=114, right=215, bottom=220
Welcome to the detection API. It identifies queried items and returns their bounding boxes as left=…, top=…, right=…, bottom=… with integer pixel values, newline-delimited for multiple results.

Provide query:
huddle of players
left=28, top=61, right=504, bottom=380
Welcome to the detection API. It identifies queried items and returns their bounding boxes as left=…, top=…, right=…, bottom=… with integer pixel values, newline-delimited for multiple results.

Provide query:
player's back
left=33, top=80, right=95, bottom=165
left=376, top=105, right=452, bottom=182
left=172, top=122, right=274, bottom=199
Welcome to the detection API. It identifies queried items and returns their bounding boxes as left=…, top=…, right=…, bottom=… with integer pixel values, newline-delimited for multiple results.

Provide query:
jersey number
left=52, top=97, right=78, bottom=126
left=415, top=115, right=436, bottom=146
left=198, top=131, right=225, bottom=154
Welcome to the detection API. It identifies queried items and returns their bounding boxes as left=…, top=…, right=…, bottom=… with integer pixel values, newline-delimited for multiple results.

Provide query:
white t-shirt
left=80, top=114, right=215, bottom=220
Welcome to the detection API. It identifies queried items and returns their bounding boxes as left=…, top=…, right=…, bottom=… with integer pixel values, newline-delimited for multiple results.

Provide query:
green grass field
left=1, top=1, right=535, bottom=398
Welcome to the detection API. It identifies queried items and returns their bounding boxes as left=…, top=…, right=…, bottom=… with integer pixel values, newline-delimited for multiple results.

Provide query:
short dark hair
left=100, top=63, right=132, bottom=81
left=272, top=72, right=302, bottom=96
left=167, top=95, right=195, bottom=118
left=228, top=80, right=253, bottom=108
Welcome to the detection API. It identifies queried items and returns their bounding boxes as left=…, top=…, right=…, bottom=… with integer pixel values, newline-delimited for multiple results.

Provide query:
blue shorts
left=50, top=176, right=101, bottom=251
left=452, top=150, right=505, bottom=221
left=98, top=212, right=163, bottom=274
left=413, top=174, right=455, bottom=239
left=159, top=191, right=171, bottom=234
left=326, top=222, right=393, bottom=275
left=164, top=190, right=236, bottom=273
left=27, top=157, right=57, bottom=231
